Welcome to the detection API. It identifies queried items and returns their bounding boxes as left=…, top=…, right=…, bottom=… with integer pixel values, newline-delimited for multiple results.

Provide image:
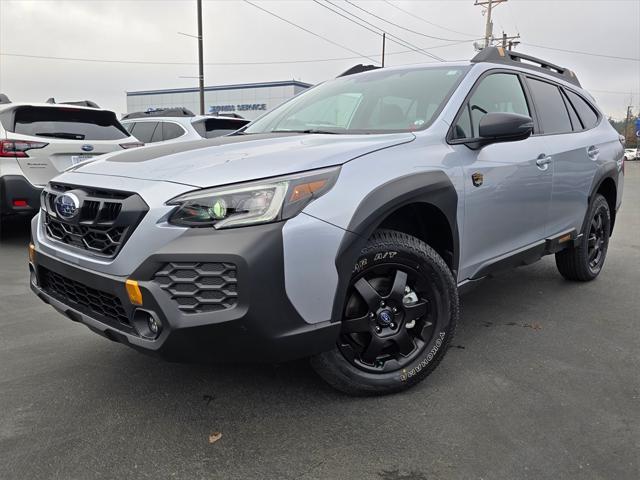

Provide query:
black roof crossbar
left=338, top=64, right=381, bottom=77
left=0, top=93, right=11, bottom=104
left=471, top=47, right=581, bottom=87
left=121, top=107, right=196, bottom=120
left=45, top=98, right=100, bottom=108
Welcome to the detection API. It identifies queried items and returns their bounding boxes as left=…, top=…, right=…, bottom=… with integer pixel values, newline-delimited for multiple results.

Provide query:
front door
left=451, top=72, right=553, bottom=280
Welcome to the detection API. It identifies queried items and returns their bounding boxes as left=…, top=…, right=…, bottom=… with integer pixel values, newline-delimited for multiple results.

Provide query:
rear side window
left=527, top=78, right=572, bottom=134
left=12, top=106, right=129, bottom=140
left=565, top=90, right=599, bottom=130
left=196, top=118, right=248, bottom=139
left=162, top=122, right=185, bottom=141
left=130, top=122, right=158, bottom=143
left=123, top=122, right=135, bottom=133
left=453, top=73, right=529, bottom=139
left=561, top=91, right=582, bottom=131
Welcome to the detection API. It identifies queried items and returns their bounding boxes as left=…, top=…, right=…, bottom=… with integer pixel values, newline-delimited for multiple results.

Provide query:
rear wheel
left=555, top=193, right=611, bottom=281
left=310, top=230, right=458, bottom=396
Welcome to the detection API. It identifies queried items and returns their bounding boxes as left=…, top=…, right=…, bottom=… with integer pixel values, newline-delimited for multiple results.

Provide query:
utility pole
left=623, top=104, right=632, bottom=146
left=381, top=32, right=386, bottom=67
left=197, top=0, right=205, bottom=115
left=501, top=31, right=520, bottom=50
left=474, top=0, right=509, bottom=48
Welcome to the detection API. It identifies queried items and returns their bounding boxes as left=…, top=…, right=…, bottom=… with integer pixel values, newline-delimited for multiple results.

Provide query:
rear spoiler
left=0, top=93, right=11, bottom=104
left=338, top=64, right=381, bottom=77
left=45, top=98, right=100, bottom=108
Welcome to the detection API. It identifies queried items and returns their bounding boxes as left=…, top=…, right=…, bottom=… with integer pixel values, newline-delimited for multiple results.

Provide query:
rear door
left=525, top=78, right=599, bottom=236
left=8, top=106, right=132, bottom=186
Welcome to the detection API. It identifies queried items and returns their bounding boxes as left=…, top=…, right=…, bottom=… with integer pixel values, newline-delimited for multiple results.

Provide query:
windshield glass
left=245, top=65, right=468, bottom=134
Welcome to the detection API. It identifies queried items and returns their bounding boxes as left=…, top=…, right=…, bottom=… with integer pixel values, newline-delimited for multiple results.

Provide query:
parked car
left=623, top=148, right=638, bottom=161
left=121, top=108, right=250, bottom=144
left=0, top=96, right=141, bottom=231
left=29, top=47, right=624, bottom=395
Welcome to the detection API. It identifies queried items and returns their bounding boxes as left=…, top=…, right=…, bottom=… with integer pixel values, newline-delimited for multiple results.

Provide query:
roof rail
left=0, top=93, right=11, bottom=104
left=338, top=64, right=381, bottom=77
left=44, top=97, right=100, bottom=108
left=471, top=47, right=581, bottom=87
left=122, top=107, right=195, bottom=120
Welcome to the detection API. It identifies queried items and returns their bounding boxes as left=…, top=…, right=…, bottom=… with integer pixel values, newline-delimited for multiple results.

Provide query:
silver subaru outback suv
left=29, top=48, right=625, bottom=395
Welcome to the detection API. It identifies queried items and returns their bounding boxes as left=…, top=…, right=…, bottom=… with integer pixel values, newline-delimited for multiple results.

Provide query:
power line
left=521, top=43, right=640, bottom=62
left=242, top=0, right=379, bottom=64
left=344, top=0, right=481, bottom=43
left=316, top=0, right=444, bottom=63
left=0, top=43, right=463, bottom=67
left=381, top=0, right=481, bottom=39
left=326, top=1, right=446, bottom=62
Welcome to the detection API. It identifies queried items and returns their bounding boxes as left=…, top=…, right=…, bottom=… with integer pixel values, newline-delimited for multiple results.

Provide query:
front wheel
left=310, top=230, right=458, bottom=396
left=555, top=193, right=611, bottom=282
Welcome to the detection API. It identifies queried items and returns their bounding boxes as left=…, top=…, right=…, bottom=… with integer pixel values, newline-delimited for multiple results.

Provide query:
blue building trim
left=127, top=80, right=312, bottom=97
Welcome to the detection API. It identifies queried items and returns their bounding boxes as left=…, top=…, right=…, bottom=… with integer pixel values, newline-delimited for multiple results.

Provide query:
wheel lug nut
left=369, top=312, right=375, bottom=318
left=392, top=307, right=397, bottom=313
left=375, top=326, right=382, bottom=333
left=390, top=323, right=396, bottom=329
left=380, top=301, right=385, bottom=307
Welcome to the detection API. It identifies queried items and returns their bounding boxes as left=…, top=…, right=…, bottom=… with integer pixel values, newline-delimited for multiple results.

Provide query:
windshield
left=244, top=66, right=468, bottom=135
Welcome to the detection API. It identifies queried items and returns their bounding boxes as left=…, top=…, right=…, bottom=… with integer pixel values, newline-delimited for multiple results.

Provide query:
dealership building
left=126, top=80, right=312, bottom=120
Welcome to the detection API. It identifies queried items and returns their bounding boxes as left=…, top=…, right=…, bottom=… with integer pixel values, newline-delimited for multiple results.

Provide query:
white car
left=624, top=148, right=638, bottom=161
left=121, top=108, right=250, bottom=145
left=0, top=95, right=141, bottom=229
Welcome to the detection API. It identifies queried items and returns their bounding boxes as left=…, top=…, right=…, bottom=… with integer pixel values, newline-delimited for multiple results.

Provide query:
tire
left=555, top=193, right=611, bottom=282
left=310, top=229, right=458, bottom=396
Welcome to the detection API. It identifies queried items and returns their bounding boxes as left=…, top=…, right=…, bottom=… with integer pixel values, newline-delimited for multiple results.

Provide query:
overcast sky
left=1, top=0, right=639, bottom=119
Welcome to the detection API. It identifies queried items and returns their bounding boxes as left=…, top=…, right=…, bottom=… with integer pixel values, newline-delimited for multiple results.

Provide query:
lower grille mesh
left=39, top=268, right=130, bottom=325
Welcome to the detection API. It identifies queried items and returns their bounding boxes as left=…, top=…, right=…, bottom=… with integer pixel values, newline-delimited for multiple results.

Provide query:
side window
left=527, top=78, right=572, bottom=134
left=131, top=122, right=158, bottom=143
left=454, top=73, right=529, bottom=139
left=151, top=122, right=164, bottom=143
left=561, top=90, right=582, bottom=131
left=565, top=90, right=599, bottom=130
left=124, top=122, right=135, bottom=133
left=162, top=122, right=184, bottom=141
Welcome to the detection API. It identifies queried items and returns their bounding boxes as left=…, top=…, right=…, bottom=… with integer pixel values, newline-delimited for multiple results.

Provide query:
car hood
left=72, top=132, right=415, bottom=187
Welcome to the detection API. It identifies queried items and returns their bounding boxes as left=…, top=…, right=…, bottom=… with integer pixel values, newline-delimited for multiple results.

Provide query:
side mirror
left=477, top=112, right=533, bottom=146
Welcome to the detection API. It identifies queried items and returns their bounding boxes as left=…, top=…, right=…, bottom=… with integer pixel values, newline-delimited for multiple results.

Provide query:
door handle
left=536, top=154, right=552, bottom=170
left=587, top=145, right=600, bottom=160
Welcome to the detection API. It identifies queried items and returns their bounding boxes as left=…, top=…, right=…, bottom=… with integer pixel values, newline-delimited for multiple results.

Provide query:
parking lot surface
left=1, top=164, right=639, bottom=480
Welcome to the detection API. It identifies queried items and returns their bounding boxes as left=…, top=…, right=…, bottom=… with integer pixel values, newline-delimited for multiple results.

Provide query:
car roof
left=121, top=115, right=249, bottom=123
left=0, top=102, right=116, bottom=113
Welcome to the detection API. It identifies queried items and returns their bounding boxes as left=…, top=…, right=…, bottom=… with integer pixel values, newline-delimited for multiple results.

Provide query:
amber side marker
left=28, top=243, right=36, bottom=264
left=559, top=234, right=573, bottom=243
left=125, top=279, right=143, bottom=306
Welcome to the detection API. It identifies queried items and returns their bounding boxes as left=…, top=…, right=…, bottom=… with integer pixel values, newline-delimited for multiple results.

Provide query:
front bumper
left=0, top=175, right=42, bottom=216
left=30, top=222, right=341, bottom=363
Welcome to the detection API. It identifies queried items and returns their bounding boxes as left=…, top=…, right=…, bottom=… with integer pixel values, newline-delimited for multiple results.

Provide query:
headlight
left=167, top=166, right=340, bottom=228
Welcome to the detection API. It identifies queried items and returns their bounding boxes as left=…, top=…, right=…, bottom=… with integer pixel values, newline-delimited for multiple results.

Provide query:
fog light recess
left=132, top=309, right=162, bottom=339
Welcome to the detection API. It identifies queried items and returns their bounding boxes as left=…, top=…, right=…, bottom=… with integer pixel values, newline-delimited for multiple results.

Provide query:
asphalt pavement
left=1, top=164, right=639, bottom=480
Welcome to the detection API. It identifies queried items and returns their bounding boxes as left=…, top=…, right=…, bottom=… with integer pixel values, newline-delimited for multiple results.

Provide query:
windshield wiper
left=271, top=129, right=340, bottom=135
left=35, top=132, right=85, bottom=140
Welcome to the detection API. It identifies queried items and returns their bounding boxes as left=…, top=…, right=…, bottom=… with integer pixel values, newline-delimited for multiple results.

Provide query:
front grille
left=153, top=262, right=238, bottom=313
left=45, top=215, right=127, bottom=256
left=39, top=267, right=130, bottom=326
left=42, top=183, right=148, bottom=258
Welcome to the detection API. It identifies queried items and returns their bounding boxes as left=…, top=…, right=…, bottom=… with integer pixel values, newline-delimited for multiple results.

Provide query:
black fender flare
left=585, top=161, right=619, bottom=235
left=331, top=170, right=459, bottom=323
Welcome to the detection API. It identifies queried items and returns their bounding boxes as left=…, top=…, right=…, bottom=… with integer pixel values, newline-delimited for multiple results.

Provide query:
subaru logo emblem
left=81, top=144, right=94, bottom=152
left=54, top=193, right=80, bottom=219
left=378, top=310, right=393, bottom=326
